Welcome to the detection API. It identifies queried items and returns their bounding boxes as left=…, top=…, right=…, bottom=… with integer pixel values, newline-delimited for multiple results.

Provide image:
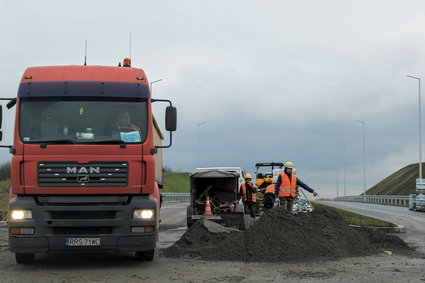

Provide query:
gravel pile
left=162, top=206, right=412, bottom=262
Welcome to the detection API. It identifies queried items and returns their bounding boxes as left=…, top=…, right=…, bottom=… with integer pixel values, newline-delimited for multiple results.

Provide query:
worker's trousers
left=263, top=193, right=275, bottom=209
left=279, top=197, right=294, bottom=212
left=243, top=202, right=256, bottom=218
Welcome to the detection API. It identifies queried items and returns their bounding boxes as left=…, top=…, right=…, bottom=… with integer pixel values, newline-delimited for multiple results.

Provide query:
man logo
left=66, top=167, right=100, bottom=174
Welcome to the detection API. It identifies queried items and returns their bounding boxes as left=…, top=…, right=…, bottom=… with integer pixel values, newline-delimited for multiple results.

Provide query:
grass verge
left=162, top=172, right=190, bottom=193
left=0, top=181, right=10, bottom=220
left=312, top=202, right=396, bottom=227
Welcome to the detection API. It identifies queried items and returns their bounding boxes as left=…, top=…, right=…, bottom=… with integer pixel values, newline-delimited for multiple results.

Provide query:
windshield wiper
left=27, top=139, right=75, bottom=144
left=83, top=140, right=125, bottom=144
left=81, top=140, right=128, bottom=148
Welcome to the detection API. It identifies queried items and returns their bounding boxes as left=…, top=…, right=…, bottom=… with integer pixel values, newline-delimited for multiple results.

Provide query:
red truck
left=0, top=59, right=177, bottom=263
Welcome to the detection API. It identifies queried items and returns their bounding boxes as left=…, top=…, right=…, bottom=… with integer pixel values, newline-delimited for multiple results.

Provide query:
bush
left=0, top=161, right=11, bottom=182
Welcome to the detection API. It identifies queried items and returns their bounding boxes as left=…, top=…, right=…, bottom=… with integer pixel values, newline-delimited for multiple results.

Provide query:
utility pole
left=197, top=122, right=206, bottom=167
left=407, top=75, right=422, bottom=181
left=356, top=120, right=366, bottom=200
left=336, top=170, right=339, bottom=197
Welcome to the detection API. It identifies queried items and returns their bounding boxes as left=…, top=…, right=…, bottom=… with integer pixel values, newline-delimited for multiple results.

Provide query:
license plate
left=65, top=238, right=101, bottom=246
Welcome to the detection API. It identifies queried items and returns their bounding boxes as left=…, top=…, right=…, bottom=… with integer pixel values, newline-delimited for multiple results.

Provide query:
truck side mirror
left=6, top=98, right=17, bottom=109
left=0, top=105, right=2, bottom=129
left=151, top=99, right=176, bottom=152
left=165, top=106, right=177, bottom=132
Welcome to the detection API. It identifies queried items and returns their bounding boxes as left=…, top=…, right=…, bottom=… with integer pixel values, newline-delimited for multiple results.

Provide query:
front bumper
left=8, top=195, right=157, bottom=254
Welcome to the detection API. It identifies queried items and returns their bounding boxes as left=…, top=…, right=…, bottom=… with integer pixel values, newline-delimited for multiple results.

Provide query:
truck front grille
left=38, top=161, right=128, bottom=187
left=51, top=211, right=115, bottom=219
left=54, top=227, right=113, bottom=235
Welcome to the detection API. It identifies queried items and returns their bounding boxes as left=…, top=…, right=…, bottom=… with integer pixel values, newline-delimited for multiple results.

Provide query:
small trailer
left=186, top=167, right=255, bottom=229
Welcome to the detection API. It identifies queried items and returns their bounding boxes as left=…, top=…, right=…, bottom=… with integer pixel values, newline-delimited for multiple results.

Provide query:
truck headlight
left=10, top=210, right=32, bottom=220
left=133, top=209, right=154, bottom=219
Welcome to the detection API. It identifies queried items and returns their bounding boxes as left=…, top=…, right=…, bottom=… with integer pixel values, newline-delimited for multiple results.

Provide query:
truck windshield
left=19, top=98, right=148, bottom=144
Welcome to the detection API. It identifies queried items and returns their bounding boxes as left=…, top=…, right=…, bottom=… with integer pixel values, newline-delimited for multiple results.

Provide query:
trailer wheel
left=15, top=253, right=35, bottom=264
left=187, top=205, right=193, bottom=227
left=135, top=249, right=155, bottom=261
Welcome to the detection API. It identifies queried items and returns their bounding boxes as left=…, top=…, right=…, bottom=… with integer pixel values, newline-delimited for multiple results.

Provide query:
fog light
left=10, top=210, right=32, bottom=220
left=10, top=227, right=34, bottom=235
left=20, top=228, right=34, bottom=235
left=131, top=226, right=155, bottom=233
left=132, top=226, right=144, bottom=233
left=133, top=209, right=154, bottom=219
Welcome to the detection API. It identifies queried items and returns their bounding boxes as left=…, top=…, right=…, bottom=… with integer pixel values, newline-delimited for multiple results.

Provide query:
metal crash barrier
left=161, top=193, right=190, bottom=202
left=334, top=195, right=410, bottom=207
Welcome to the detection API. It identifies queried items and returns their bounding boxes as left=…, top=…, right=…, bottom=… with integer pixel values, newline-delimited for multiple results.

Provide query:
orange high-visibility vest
left=241, top=183, right=257, bottom=203
left=278, top=173, right=297, bottom=197
left=265, top=184, right=275, bottom=195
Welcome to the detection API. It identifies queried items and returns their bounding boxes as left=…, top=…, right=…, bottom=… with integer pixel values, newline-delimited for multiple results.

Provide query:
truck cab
left=0, top=62, right=176, bottom=263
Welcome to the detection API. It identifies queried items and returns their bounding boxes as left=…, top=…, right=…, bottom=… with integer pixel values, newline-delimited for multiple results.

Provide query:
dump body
left=2, top=64, right=176, bottom=263
left=186, top=167, right=247, bottom=228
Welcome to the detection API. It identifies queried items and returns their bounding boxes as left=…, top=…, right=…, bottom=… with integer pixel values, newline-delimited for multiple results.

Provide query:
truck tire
left=135, top=249, right=155, bottom=261
left=187, top=220, right=195, bottom=227
left=15, top=253, right=35, bottom=264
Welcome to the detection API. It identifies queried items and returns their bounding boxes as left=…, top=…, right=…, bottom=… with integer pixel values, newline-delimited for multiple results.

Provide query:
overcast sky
left=1, top=0, right=425, bottom=198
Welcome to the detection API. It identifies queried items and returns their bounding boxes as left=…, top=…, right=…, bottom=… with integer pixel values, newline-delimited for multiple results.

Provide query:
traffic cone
left=203, top=196, right=213, bottom=216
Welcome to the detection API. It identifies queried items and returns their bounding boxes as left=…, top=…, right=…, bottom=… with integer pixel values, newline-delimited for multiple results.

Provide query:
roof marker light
left=123, top=58, right=131, bottom=67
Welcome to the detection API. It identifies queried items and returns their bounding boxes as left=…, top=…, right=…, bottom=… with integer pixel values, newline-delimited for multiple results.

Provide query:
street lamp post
left=150, top=79, right=163, bottom=94
left=336, top=170, right=339, bottom=197
left=339, top=142, right=347, bottom=196
left=407, top=75, right=422, bottom=180
left=356, top=120, right=366, bottom=199
left=197, top=122, right=206, bottom=167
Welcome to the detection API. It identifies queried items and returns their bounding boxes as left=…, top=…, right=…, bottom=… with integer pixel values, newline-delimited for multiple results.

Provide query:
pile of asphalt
left=162, top=206, right=413, bottom=262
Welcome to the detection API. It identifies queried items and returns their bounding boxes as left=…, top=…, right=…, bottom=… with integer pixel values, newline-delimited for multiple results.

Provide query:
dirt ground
left=0, top=204, right=424, bottom=282
left=0, top=245, right=424, bottom=282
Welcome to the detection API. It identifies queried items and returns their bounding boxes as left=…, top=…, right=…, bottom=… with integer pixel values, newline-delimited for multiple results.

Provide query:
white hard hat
left=285, top=161, right=294, bottom=169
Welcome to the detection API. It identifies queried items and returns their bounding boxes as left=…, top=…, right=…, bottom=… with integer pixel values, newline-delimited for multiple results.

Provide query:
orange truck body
left=1, top=62, right=176, bottom=263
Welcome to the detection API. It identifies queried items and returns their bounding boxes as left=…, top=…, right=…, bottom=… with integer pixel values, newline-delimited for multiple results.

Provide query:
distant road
left=317, top=200, right=425, bottom=253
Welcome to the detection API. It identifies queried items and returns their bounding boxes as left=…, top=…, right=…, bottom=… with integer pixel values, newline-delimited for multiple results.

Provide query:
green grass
left=367, top=163, right=420, bottom=195
left=0, top=181, right=10, bottom=219
left=312, top=202, right=396, bottom=227
left=161, top=172, right=190, bottom=193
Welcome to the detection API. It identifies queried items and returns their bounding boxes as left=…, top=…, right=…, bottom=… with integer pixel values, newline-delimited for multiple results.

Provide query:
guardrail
left=161, top=193, right=412, bottom=207
left=161, top=192, right=190, bottom=202
left=334, top=195, right=410, bottom=207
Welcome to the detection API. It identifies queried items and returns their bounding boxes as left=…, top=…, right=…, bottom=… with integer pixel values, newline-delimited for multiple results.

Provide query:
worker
left=239, top=173, right=258, bottom=218
left=263, top=183, right=276, bottom=210
left=275, top=161, right=318, bottom=213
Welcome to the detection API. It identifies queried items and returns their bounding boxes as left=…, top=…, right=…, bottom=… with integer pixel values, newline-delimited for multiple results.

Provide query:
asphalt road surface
left=317, top=200, right=425, bottom=253
left=0, top=201, right=424, bottom=282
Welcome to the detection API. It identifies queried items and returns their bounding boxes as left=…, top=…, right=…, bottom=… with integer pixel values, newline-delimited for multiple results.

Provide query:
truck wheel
left=15, top=253, right=35, bottom=264
left=135, top=249, right=155, bottom=261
